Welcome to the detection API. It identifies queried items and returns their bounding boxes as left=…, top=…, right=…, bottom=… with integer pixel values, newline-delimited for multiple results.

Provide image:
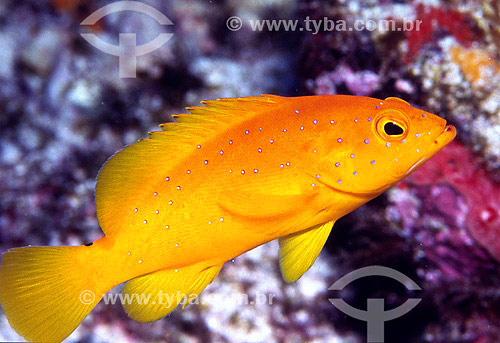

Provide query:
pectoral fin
left=121, top=262, right=222, bottom=322
left=278, top=221, right=334, bottom=283
left=218, top=191, right=317, bottom=223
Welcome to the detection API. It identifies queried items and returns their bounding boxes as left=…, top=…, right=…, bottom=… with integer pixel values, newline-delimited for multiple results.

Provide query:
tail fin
left=0, top=245, right=108, bottom=342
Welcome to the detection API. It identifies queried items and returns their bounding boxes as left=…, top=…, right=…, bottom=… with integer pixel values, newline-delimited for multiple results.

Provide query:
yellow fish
left=0, top=95, right=456, bottom=342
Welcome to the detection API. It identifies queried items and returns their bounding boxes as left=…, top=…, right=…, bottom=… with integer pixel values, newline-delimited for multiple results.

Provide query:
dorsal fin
left=159, top=95, right=285, bottom=134
left=95, top=95, right=287, bottom=236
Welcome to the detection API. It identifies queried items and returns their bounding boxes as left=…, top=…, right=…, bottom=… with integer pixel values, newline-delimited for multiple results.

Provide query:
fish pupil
left=384, top=122, right=404, bottom=136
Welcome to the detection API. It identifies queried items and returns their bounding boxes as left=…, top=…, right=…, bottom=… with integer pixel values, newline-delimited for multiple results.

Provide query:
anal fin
left=122, top=262, right=223, bottom=322
left=278, top=221, right=334, bottom=283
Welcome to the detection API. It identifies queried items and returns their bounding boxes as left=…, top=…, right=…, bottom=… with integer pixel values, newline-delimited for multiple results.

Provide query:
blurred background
left=1, top=0, right=500, bottom=342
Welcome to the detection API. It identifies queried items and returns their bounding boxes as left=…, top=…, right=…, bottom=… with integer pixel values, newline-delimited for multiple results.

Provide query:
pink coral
left=402, top=141, right=500, bottom=262
left=404, top=4, right=478, bottom=63
left=314, top=64, right=380, bottom=96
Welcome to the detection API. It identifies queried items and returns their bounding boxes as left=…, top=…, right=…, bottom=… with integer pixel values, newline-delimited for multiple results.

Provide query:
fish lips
left=404, top=124, right=457, bottom=176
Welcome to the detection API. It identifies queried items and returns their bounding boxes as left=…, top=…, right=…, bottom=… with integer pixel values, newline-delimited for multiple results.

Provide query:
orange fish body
left=0, top=95, right=456, bottom=342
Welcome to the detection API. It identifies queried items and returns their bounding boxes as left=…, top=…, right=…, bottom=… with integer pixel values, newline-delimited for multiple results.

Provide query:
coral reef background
left=1, top=0, right=500, bottom=342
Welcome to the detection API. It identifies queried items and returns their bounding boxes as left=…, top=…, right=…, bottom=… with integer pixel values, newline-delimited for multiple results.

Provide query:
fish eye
left=384, top=122, right=404, bottom=136
left=374, top=110, right=409, bottom=142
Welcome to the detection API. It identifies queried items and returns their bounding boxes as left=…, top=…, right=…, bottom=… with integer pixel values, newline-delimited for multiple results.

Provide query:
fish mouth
left=404, top=124, right=456, bottom=176
left=436, top=124, right=457, bottom=146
